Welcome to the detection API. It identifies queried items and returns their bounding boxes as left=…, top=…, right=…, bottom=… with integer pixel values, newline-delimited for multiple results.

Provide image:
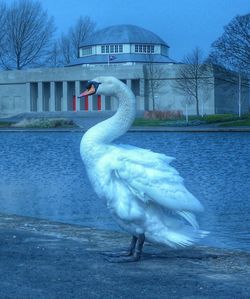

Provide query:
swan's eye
left=86, top=82, right=92, bottom=90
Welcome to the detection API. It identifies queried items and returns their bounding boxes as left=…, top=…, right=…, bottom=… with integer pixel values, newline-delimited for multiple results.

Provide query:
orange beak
left=79, top=85, right=96, bottom=97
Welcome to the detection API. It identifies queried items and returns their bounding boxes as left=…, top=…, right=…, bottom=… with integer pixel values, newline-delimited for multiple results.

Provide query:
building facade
left=0, top=24, right=249, bottom=115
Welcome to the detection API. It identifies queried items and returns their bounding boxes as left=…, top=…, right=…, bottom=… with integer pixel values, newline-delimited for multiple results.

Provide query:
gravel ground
left=0, top=213, right=249, bottom=299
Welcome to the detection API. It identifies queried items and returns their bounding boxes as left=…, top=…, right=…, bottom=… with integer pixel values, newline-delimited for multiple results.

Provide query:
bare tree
left=58, top=33, right=73, bottom=65
left=70, top=16, right=96, bottom=59
left=209, top=13, right=250, bottom=74
left=0, top=2, right=7, bottom=54
left=46, top=41, right=63, bottom=68
left=208, top=14, right=250, bottom=117
left=173, top=47, right=213, bottom=116
left=59, top=16, right=96, bottom=65
left=143, top=55, right=166, bottom=110
left=0, top=0, right=55, bottom=70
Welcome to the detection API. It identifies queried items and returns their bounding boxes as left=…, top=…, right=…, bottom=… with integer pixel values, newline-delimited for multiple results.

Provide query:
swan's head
left=79, top=76, right=124, bottom=97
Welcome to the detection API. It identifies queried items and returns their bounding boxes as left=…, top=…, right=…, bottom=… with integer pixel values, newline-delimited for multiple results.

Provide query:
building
left=0, top=24, right=249, bottom=115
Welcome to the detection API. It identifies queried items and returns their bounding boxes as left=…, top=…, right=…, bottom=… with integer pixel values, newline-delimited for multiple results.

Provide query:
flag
left=109, top=55, right=116, bottom=61
left=108, top=55, right=117, bottom=65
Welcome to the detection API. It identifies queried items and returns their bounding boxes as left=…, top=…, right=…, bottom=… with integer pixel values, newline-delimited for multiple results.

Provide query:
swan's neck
left=82, top=85, right=136, bottom=146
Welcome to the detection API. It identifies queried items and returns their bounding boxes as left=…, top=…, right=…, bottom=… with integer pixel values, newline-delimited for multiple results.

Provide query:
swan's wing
left=99, top=145, right=204, bottom=214
left=115, top=143, right=175, bottom=169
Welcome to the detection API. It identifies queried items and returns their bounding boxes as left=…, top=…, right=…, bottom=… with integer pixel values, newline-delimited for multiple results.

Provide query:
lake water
left=0, top=131, right=249, bottom=251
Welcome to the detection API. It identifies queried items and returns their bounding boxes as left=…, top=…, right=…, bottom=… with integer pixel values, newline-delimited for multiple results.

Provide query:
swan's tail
left=146, top=210, right=209, bottom=248
left=146, top=227, right=209, bottom=248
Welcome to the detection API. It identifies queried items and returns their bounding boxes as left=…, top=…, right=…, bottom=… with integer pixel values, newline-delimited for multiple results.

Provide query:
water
left=0, top=131, right=249, bottom=251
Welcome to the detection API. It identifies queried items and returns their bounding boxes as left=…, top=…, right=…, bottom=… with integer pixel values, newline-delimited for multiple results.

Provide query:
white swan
left=79, top=76, right=207, bottom=262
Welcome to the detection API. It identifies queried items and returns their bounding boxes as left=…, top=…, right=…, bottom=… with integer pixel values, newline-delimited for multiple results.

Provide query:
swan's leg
left=101, top=235, right=138, bottom=257
left=129, top=235, right=138, bottom=254
left=105, top=234, right=145, bottom=263
left=134, top=233, right=145, bottom=260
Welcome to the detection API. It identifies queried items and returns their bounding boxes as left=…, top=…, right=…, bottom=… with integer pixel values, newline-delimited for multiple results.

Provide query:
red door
left=85, top=96, right=89, bottom=111
left=97, top=95, right=101, bottom=111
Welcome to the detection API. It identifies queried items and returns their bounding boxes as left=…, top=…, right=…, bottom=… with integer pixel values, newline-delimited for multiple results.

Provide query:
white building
left=0, top=24, right=249, bottom=115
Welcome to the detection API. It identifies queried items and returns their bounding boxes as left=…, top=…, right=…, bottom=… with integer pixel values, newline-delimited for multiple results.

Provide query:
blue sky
left=12, top=0, right=250, bottom=60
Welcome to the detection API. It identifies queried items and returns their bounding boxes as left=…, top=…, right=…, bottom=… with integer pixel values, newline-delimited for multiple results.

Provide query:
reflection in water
left=0, top=132, right=249, bottom=251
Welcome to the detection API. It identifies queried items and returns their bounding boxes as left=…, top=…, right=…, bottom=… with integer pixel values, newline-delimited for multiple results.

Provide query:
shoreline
left=0, top=212, right=250, bottom=298
left=1, top=112, right=250, bottom=132
left=1, top=212, right=248, bottom=254
left=0, top=126, right=250, bottom=133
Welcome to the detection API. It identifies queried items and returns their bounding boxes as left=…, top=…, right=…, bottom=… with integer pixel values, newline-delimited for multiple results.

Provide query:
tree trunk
left=238, top=73, right=241, bottom=118
left=150, top=80, right=155, bottom=110
left=196, top=97, right=200, bottom=116
left=195, top=78, right=200, bottom=116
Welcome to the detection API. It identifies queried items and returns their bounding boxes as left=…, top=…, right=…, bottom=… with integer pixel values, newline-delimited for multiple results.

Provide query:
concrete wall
left=0, top=65, right=145, bottom=114
left=214, top=73, right=249, bottom=114
left=143, top=64, right=215, bottom=115
left=0, top=63, right=247, bottom=115
left=0, top=83, right=27, bottom=113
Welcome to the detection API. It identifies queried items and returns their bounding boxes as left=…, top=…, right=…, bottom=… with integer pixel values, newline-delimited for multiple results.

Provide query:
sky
left=11, top=0, right=250, bottom=61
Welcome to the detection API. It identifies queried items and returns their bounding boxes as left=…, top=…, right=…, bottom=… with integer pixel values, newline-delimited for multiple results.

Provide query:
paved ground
left=0, top=213, right=249, bottom=299
left=0, top=111, right=115, bottom=131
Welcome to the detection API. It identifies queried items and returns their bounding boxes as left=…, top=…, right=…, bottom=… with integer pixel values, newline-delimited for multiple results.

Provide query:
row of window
left=101, top=44, right=123, bottom=54
left=135, top=44, right=154, bottom=53
left=101, top=44, right=155, bottom=54
left=80, top=44, right=157, bottom=56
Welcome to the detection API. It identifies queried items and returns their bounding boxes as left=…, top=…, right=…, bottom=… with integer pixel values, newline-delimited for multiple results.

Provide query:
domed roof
left=80, top=24, right=168, bottom=47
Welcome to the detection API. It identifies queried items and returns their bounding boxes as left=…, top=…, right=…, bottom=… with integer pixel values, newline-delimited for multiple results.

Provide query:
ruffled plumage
left=80, top=76, right=208, bottom=249
left=84, top=143, right=207, bottom=247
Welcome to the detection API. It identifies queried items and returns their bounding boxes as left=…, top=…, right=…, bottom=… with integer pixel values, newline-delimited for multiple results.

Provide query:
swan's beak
left=78, top=81, right=101, bottom=98
left=78, top=85, right=96, bottom=98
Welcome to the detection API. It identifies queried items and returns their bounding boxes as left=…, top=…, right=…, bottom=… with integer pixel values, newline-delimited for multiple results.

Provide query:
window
left=134, top=44, right=155, bottom=54
left=80, top=46, right=92, bottom=56
left=100, top=44, right=123, bottom=54
left=119, top=44, right=123, bottom=52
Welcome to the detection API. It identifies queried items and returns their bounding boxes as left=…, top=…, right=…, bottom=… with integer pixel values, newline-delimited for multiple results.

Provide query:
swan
left=79, top=76, right=207, bottom=262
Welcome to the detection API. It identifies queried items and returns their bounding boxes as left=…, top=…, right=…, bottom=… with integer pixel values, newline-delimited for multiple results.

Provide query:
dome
left=68, top=24, right=175, bottom=66
left=80, top=24, right=169, bottom=47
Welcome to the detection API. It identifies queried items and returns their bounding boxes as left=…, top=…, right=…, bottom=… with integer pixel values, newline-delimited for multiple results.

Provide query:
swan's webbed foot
left=101, top=250, right=133, bottom=257
left=104, top=234, right=145, bottom=263
left=105, top=254, right=141, bottom=263
left=101, top=235, right=137, bottom=258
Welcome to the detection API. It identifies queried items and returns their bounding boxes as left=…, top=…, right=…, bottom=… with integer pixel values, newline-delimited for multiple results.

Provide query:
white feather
left=80, top=76, right=208, bottom=248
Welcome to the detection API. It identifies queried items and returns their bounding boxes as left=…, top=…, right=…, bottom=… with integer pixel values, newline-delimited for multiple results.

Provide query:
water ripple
left=0, top=131, right=249, bottom=250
